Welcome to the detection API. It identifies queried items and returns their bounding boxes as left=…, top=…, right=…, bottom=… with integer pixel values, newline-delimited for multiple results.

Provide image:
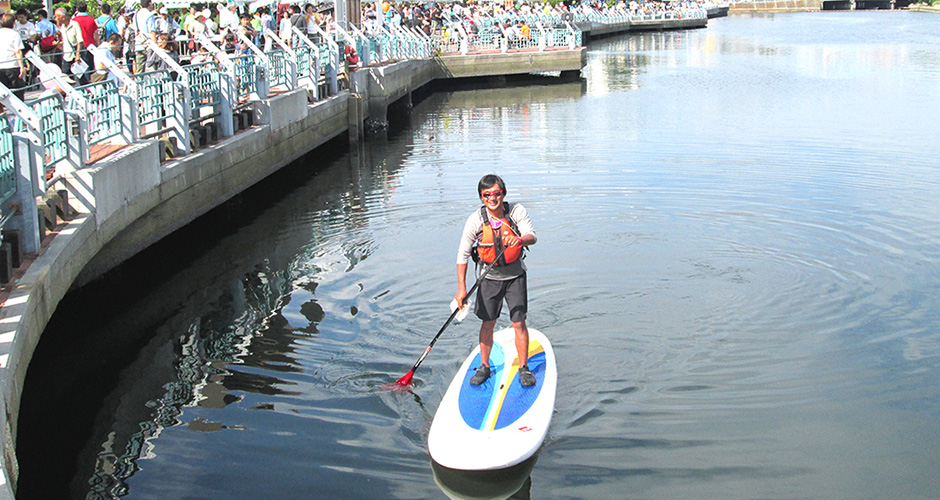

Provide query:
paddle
left=394, top=245, right=507, bottom=387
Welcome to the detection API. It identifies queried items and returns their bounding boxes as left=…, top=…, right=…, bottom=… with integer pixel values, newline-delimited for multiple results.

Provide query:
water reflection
left=77, top=155, right=408, bottom=497
left=432, top=457, right=536, bottom=500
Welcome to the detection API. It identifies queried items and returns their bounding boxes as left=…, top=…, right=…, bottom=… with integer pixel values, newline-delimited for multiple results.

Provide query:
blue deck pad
left=458, top=344, right=505, bottom=430
left=493, top=351, right=545, bottom=430
left=457, top=342, right=546, bottom=431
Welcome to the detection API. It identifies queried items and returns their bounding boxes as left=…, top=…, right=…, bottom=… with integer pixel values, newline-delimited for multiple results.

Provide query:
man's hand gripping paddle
left=393, top=245, right=507, bottom=387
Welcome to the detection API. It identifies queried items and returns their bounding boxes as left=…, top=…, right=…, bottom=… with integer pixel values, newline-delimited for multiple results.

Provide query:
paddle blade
left=395, top=370, right=414, bottom=387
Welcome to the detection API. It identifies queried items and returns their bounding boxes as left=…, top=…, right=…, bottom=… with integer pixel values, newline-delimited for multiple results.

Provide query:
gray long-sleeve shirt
left=457, top=202, right=536, bottom=281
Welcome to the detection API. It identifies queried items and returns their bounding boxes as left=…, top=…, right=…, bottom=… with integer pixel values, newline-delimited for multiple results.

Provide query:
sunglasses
left=481, top=190, right=505, bottom=199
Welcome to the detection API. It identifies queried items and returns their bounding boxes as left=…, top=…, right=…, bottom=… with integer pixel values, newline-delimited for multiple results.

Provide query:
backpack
left=95, top=17, right=106, bottom=45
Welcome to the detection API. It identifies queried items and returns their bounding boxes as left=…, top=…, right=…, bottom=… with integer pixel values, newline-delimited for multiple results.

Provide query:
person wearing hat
left=37, top=60, right=76, bottom=97
left=199, top=8, right=217, bottom=35
left=218, top=3, right=239, bottom=34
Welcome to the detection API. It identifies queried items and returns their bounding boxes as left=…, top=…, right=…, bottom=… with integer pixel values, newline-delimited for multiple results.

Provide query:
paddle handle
left=407, top=246, right=506, bottom=374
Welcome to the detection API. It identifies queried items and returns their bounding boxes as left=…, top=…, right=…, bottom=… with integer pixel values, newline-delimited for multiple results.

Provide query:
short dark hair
left=0, top=14, right=13, bottom=29
left=76, top=2, right=88, bottom=12
left=15, top=8, right=27, bottom=17
left=37, top=9, right=48, bottom=18
left=140, top=0, right=152, bottom=8
left=107, top=33, right=123, bottom=43
left=101, top=3, right=111, bottom=14
left=478, top=174, right=507, bottom=197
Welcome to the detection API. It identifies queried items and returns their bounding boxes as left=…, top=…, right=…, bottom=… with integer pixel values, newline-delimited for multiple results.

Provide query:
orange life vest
left=476, top=204, right=523, bottom=266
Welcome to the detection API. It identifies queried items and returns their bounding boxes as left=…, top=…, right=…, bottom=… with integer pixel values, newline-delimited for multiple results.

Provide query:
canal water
left=17, top=11, right=940, bottom=500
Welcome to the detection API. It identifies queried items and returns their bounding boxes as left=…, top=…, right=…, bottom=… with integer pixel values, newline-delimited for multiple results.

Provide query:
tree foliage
left=12, top=0, right=127, bottom=17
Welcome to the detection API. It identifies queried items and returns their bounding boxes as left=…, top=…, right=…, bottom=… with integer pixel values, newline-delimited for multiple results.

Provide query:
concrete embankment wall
left=730, top=0, right=822, bottom=12
left=0, top=49, right=585, bottom=499
left=907, top=4, right=940, bottom=11
left=583, top=16, right=708, bottom=39
left=74, top=92, right=350, bottom=286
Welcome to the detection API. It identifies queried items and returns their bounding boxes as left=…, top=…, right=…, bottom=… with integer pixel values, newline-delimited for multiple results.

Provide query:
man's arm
left=456, top=263, right=468, bottom=305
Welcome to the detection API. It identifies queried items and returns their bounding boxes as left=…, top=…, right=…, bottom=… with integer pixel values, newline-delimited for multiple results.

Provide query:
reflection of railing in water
left=82, top=255, right=329, bottom=498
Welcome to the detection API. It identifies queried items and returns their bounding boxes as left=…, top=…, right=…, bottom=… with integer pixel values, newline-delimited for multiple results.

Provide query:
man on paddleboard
left=455, top=175, right=538, bottom=387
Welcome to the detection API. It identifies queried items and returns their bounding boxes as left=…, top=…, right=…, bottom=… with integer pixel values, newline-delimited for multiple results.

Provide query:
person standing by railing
left=96, top=4, right=120, bottom=45
left=35, top=9, right=59, bottom=65
left=90, top=33, right=123, bottom=84
left=71, top=2, right=98, bottom=84
left=54, top=8, right=82, bottom=81
left=218, top=3, right=240, bottom=34
left=133, top=0, right=158, bottom=74
left=0, top=13, right=27, bottom=101
left=155, top=8, right=181, bottom=40
left=13, top=9, right=38, bottom=49
left=304, top=4, right=317, bottom=40
left=278, top=9, right=292, bottom=46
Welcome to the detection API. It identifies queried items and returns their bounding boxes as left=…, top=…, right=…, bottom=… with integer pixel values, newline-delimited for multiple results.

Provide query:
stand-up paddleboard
left=429, top=327, right=556, bottom=471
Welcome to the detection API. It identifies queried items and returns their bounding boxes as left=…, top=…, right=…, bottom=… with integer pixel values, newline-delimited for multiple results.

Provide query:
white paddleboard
left=428, top=327, right=557, bottom=471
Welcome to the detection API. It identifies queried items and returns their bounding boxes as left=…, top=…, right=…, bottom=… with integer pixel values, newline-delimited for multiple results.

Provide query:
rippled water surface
left=18, top=11, right=940, bottom=500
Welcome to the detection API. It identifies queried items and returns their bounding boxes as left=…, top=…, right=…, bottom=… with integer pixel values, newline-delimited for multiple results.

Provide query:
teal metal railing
left=295, top=45, right=314, bottom=80
left=0, top=119, right=15, bottom=205
left=19, top=94, right=69, bottom=171
left=185, top=62, right=221, bottom=111
left=265, top=50, right=288, bottom=88
left=231, top=55, right=258, bottom=99
left=132, top=70, right=175, bottom=126
left=73, top=80, right=123, bottom=146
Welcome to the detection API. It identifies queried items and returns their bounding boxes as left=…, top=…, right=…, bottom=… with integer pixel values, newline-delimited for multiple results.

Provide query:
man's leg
left=512, top=319, right=529, bottom=368
left=479, top=319, right=496, bottom=367
left=470, top=319, right=497, bottom=385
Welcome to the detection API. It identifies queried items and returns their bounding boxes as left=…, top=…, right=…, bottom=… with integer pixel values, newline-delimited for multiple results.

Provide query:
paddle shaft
left=406, top=246, right=507, bottom=375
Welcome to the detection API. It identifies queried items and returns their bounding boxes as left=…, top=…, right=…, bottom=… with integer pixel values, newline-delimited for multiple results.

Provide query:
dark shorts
left=474, top=273, right=527, bottom=323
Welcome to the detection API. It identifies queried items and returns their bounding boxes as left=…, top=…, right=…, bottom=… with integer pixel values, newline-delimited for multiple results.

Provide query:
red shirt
left=71, top=12, right=98, bottom=47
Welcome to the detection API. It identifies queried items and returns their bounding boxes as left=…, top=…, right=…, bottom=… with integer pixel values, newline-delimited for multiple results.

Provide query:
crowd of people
left=0, top=0, right=707, bottom=101
left=359, top=0, right=707, bottom=35
left=0, top=0, right=343, bottom=101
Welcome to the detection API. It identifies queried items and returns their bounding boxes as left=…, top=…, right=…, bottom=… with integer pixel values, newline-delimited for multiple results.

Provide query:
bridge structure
left=0, top=8, right=707, bottom=498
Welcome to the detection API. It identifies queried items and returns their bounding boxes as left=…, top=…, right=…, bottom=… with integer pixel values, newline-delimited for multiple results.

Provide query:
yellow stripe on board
left=484, top=340, right=544, bottom=431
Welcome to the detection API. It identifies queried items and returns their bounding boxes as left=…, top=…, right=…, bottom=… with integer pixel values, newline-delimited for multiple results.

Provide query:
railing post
left=348, top=23, right=371, bottom=66
left=9, top=136, right=42, bottom=253
left=196, top=35, right=236, bottom=138
left=264, top=29, right=298, bottom=90
left=456, top=23, right=469, bottom=55
left=88, top=45, right=139, bottom=144
left=25, top=50, right=89, bottom=169
left=64, top=110, right=90, bottom=166
left=234, top=31, right=271, bottom=98
left=171, top=82, right=192, bottom=155
left=1, top=84, right=45, bottom=252
left=310, top=24, right=339, bottom=95
left=290, top=27, right=322, bottom=101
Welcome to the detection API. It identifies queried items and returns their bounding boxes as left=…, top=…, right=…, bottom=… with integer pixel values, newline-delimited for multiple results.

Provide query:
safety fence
left=0, top=120, right=14, bottom=206
left=0, top=14, right=592, bottom=242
